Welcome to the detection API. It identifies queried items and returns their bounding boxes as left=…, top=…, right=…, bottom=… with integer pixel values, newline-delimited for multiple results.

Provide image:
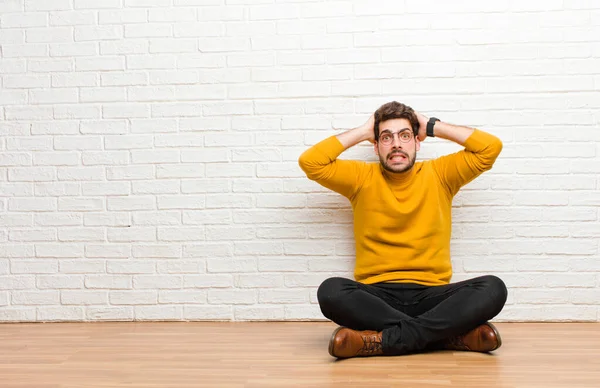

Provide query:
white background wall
left=0, top=0, right=599, bottom=322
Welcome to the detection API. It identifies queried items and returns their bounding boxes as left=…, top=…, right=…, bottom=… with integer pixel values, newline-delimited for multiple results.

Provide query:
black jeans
left=317, top=275, right=508, bottom=356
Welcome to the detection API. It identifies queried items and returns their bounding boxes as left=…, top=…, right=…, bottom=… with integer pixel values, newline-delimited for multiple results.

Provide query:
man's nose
left=391, top=134, right=403, bottom=148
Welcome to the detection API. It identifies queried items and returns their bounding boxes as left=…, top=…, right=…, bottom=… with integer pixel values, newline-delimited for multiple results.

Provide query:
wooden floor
left=1, top=322, right=599, bottom=387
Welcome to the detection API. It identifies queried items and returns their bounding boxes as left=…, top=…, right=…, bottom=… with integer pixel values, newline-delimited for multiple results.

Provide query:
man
left=298, top=101, right=507, bottom=358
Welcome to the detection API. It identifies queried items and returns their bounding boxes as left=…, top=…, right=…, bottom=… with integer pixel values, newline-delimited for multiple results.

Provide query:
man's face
left=374, top=118, right=420, bottom=174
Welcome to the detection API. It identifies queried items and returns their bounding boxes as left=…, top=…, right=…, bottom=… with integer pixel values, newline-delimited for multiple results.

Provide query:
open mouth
left=388, top=153, right=407, bottom=163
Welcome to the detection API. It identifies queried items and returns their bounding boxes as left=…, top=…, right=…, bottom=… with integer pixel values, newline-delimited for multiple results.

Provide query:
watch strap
left=426, top=117, right=440, bottom=137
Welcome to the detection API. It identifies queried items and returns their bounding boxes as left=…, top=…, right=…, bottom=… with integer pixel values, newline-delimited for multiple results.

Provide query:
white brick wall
left=1, top=0, right=599, bottom=323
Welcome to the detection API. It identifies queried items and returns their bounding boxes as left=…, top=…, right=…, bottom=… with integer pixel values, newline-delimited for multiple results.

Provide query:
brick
left=0, top=59, right=26, bottom=73
left=132, top=243, right=180, bottom=258
left=85, top=244, right=131, bottom=258
left=208, top=289, right=256, bottom=305
left=159, top=290, right=206, bottom=303
left=54, top=104, right=101, bottom=119
left=232, top=179, right=282, bottom=193
left=36, top=243, right=83, bottom=258
left=2, top=44, right=47, bottom=57
left=25, top=0, right=71, bottom=11
left=11, top=260, right=58, bottom=274
left=125, top=24, right=172, bottom=38
left=181, top=179, right=229, bottom=193
left=57, top=166, right=105, bottom=181
left=183, top=209, right=231, bottom=225
left=103, top=103, right=150, bottom=119
left=10, top=228, right=57, bottom=242
left=35, top=213, right=81, bottom=226
left=107, top=227, right=156, bottom=242
left=99, top=9, right=147, bottom=24
left=0, top=308, right=36, bottom=322
left=55, top=0, right=95, bottom=10
left=1, top=12, right=47, bottom=28
left=50, top=42, right=97, bottom=57
left=12, top=291, right=59, bottom=305
left=135, top=305, right=182, bottom=320
left=157, top=260, right=205, bottom=274
left=157, top=227, right=205, bottom=242
left=76, top=57, right=124, bottom=71
left=134, top=275, right=182, bottom=289
left=75, top=26, right=122, bottom=41
left=4, top=74, right=50, bottom=89
left=59, top=259, right=104, bottom=274
left=184, top=305, right=232, bottom=320
left=26, top=27, right=73, bottom=43
left=50, top=10, right=96, bottom=25
left=61, top=290, right=107, bottom=305
left=85, top=275, right=132, bottom=289
left=110, top=290, right=157, bottom=305
left=86, top=307, right=133, bottom=321
left=105, top=135, right=153, bottom=149
left=183, top=274, right=233, bottom=288
left=156, top=164, right=205, bottom=178
left=0, top=276, right=35, bottom=290
left=132, top=180, right=179, bottom=195
left=128, top=55, right=176, bottom=70
left=84, top=212, right=130, bottom=227
left=125, top=0, right=170, bottom=6
left=58, top=197, right=103, bottom=211
left=131, top=149, right=179, bottom=164
left=37, top=275, right=84, bottom=289
left=33, top=151, right=80, bottom=166
left=226, top=21, right=275, bottom=36
left=100, top=40, right=148, bottom=55
left=101, top=73, right=147, bottom=88
left=234, top=306, right=284, bottom=320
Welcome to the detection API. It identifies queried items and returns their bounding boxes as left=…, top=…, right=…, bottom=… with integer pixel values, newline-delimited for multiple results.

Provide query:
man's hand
left=415, top=111, right=428, bottom=141
left=361, top=114, right=375, bottom=143
left=335, top=114, right=375, bottom=149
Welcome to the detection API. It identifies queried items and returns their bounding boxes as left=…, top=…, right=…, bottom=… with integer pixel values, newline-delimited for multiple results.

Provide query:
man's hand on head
left=415, top=111, right=428, bottom=142
left=361, top=114, right=375, bottom=144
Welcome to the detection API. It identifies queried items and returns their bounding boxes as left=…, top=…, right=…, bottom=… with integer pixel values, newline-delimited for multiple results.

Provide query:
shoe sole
left=486, top=322, right=502, bottom=351
left=328, top=327, right=345, bottom=358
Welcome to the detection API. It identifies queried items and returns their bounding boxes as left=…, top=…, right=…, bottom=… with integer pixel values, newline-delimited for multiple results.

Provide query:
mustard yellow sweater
left=298, top=130, right=503, bottom=286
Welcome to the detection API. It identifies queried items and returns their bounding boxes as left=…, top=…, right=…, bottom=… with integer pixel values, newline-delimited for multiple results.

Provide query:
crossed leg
left=317, top=275, right=508, bottom=355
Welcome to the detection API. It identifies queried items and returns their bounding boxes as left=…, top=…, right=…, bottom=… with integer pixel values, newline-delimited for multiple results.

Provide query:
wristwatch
left=426, top=117, right=440, bottom=137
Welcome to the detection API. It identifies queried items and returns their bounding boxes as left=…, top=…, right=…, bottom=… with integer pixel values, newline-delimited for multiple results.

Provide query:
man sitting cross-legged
left=298, top=101, right=507, bottom=358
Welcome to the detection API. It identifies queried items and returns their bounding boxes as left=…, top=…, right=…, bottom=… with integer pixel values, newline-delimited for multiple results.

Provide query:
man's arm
left=416, top=113, right=503, bottom=196
left=335, top=114, right=374, bottom=148
left=298, top=116, right=374, bottom=199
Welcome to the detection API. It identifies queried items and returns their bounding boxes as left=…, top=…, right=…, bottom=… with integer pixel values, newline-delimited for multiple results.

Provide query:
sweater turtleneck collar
left=380, top=163, right=417, bottom=185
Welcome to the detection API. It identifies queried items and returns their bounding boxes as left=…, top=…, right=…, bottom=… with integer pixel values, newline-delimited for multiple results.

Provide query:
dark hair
left=373, top=101, right=419, bottom=141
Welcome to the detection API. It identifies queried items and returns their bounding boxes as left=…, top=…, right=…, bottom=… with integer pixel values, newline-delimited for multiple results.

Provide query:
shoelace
left=359, top=334, right=382, bottom=355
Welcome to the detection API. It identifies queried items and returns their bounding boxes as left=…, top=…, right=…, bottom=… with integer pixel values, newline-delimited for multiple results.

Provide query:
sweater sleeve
left=298, top=135, right=368, bottom=200
left=431, top=129, right=503, bottom=196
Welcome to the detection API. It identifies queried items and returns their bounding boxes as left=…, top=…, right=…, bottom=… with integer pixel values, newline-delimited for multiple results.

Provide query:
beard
left=379, top=148, right=416, bottom=174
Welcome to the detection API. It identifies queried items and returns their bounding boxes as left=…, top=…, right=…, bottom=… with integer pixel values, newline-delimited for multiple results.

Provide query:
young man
left=298, top=101, right=507, bottom=358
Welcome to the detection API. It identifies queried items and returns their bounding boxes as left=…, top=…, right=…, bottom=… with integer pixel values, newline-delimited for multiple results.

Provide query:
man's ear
left=373, top=141, right=379, bottom=157
left=415, top=137, right=421, bottom=152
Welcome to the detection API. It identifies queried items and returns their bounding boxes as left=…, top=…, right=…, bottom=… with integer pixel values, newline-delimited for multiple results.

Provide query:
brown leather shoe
left=443, top=322, right=502, bottom=352
left=328, top=327, right=384, bottom=358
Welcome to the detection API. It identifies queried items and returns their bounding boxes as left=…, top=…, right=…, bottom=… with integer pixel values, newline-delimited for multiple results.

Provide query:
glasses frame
left=378, top=130, right=414, bottom=146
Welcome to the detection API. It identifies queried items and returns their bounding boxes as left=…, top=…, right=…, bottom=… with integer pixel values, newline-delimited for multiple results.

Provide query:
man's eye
left=382, top=135, right=391, bottom=141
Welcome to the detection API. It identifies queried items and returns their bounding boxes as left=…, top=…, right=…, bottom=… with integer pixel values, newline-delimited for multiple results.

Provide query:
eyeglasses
left=378, top=131, right=414, bottom=146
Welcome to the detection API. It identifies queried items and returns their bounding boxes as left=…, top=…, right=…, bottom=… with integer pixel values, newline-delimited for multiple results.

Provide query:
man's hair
left=373, top=101, right=420, bottom=141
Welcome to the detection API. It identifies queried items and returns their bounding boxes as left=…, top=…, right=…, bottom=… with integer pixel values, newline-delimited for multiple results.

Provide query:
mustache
left=387, top=151, right=408, bottom=160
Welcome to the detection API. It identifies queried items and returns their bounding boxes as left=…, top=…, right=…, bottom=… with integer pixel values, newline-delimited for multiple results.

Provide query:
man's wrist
left=426, top=117, right=440, bottom=137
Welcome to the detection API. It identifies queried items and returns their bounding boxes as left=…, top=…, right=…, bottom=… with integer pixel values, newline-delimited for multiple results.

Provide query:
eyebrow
left=380, top=128, right=412, bottom=134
